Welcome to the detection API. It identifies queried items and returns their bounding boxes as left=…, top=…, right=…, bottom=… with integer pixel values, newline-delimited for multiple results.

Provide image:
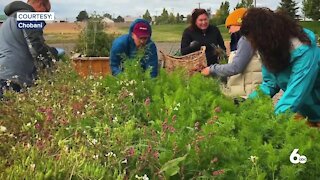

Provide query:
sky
left=0, top=0, right=304, bottom=21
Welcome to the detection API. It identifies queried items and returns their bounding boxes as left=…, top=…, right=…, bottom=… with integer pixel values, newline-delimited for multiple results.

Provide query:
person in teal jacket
left=241, top=8, right=320, bottom=122
left=110, top=19, right=158, bottom=77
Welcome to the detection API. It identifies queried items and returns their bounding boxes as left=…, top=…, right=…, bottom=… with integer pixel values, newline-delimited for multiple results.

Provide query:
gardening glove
left=189, top=41, right=201, bottom=50
left=56, top=48, right=66, bottom=58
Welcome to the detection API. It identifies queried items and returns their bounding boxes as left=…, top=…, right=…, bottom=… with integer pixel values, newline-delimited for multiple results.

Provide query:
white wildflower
left=121, top=158, right=128, bottom=164
left=93, top=154, right=99, bottom=159
left=30, top=163, right=36, bottom=172
left=92, top=139, right=98, bottom=145
left=113, top=116, right=118, bottom=123
left=135, top=174, right=149, bottom=180
left=173, top=107, right=179, bottom=111
left=177, top=103, right=181, bottom=107
left=0, top=126, right=7, bottom=133
left=129, top=80, right=136, bottom=85
left=26, top=122, right=31, bottom=127
left=249, top=155, right=259, bottom=164
left=105, top=152, right=116, bottom=158
left=64, top=146, right=69, bottom=152
left=142, top=174, right=149, bottom=180
left=129, top=92, right=134, bottom=97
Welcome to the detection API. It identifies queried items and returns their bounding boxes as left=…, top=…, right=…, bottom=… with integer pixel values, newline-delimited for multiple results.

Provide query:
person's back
left=0, top=0, right=57, bottom=92
left=0, top=1, right=36, bottom=86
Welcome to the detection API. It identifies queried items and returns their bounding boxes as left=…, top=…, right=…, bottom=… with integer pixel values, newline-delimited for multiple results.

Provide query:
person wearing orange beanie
left=201, top=8, right=263, bottom=98
left=226, top=8, right=246, bottom=51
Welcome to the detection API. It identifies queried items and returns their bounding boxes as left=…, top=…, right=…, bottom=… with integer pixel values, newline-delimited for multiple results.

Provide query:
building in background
left=124, top=16, right=140, bottom=23
left=102, top=17, right=114, bottom=25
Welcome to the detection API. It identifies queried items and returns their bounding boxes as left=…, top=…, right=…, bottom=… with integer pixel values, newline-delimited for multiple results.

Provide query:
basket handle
left=159, top=50, right=166, bottom=68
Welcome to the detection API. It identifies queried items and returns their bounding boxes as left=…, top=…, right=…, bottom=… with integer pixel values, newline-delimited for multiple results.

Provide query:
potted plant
left=72, top=14, right=115, bottom=77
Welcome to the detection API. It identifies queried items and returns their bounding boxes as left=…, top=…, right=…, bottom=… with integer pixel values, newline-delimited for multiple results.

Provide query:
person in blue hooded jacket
left=241, top=8, right=320, bottom=124
left=110, top=19, right=158, bottom=77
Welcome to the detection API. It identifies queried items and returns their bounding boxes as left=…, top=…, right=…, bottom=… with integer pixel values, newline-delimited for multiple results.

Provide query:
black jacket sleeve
left=23, top=28, right=57, bottom=69
left=215, top=27, right=226, bottom=51
left=181, top=29, right=200, bottom=55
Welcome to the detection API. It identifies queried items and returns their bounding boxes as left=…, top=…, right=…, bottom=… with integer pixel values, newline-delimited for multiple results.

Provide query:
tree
left=278, top=0, right=299, bottom=19
left=143, top=10, right=152, bottom=23
left=168, top=12, right=175, bottom=24
left=211, top=1, right=230, bottom=25
left=155, top=8, right=170, bottom=24
left=160, top=8, right=169, bottom=24
left=103, top=13, right=112, bottom=19
left=235, top=0, right=254, bottom=9
left=176, top=13, right=183, bottom=23
left=303, top=0, right=320, bottom=21
left=186, top=15, right=192, bottom=23
left=113, top=16, right=124, bottom=23
left=76, top=10, right=89, bottom=22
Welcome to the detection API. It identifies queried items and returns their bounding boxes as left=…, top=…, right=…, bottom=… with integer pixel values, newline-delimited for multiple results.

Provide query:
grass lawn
left=45, top=33, right=79, bottom=44
left=300, top=21, right=320, bottom=35
left=150, top=24, right=229, bottom=42
left=44, top=21, right=318, bottom=44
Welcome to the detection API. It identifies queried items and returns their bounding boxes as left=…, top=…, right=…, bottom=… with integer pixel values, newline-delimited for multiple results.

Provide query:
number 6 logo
left=290, top=149, right=307, bottom=164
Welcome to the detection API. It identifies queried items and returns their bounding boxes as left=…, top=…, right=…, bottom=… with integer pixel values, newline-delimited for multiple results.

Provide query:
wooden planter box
left=72, top=57, right=111, bottom=77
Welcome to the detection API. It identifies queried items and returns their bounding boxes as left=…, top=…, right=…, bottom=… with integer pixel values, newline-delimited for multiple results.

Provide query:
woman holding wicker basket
left=181, top=9, right=226, bottom=67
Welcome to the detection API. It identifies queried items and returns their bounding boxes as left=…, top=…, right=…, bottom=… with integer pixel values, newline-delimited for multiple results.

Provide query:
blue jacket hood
left=128, top=19, right=152, bottom=36
left=291, top=28, right=317, bottom=62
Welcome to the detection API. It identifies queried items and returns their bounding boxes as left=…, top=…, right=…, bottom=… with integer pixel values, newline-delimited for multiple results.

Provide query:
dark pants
left=0, top=79, right=22, bottom=99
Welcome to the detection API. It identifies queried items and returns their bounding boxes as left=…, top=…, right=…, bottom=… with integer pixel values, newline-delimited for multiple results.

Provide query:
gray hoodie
left=0, top=1, right=57, bottom=87
left=209, top=36, right=254, bottom=77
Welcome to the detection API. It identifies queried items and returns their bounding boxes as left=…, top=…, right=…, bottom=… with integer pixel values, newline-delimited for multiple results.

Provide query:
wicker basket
left=72, top=57, right=111, bottom=77
left=159, top=46, right=207, bottom=73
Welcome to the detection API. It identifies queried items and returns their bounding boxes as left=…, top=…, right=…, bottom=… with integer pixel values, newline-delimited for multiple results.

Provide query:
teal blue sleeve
left=248, top=66, right=280, bottom=99
left=275, top=51, right=319, bottom=114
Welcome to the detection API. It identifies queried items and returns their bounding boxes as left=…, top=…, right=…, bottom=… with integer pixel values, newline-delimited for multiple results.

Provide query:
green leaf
left=160, top=154, right=187, bottom=176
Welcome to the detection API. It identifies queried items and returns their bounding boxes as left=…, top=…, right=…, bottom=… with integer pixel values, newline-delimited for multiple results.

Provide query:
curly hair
left=241, top=8, right=310, bottom=73
left=189, top=9, right=209, bottom=31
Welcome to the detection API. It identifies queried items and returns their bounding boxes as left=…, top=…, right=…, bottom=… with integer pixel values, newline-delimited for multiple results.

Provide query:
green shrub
left=1, top=56, right=320, bottom=179
left=75, top=17, right=115, bottom=57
